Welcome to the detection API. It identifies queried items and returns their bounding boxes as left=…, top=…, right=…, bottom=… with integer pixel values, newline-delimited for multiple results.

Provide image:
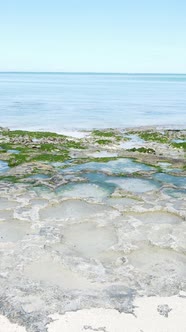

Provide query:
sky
left=0, top=0, right=186, bottom=73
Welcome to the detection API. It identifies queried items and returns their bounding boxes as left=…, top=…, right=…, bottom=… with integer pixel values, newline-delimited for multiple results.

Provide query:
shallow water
left=0, top=73, right=186, bottom=130
left=56, top=183, right=109, bottom=201
left=172, top=139, right=186, bottom=143
left=24, top=255, right=96, bottom=290
left=7, top=149, right=20, bottom=154
left=0, top=219, right=31, bottom=242
left=153, top=172, right=186, bottom=188
left=0, top=160, right=9, bottom=173
left=62, top=222, right=117, bottom=259
left=119, top=134, right=145, bottom=149
left=106, top=177, right=159, bottom=193
left=63, top=158, right=154, bottom=175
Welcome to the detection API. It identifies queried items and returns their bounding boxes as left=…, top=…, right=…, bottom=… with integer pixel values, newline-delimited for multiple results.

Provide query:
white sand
left=47, top=296, right=186, bottom=332
left=1, top=296, right=185, bottom=332
left=0, top=315, right=26, bottom=332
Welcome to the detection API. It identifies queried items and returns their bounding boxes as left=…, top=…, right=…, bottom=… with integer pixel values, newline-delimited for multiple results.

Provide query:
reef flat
left=0, top=126, right=185, bottom=175
left=0, top=126, right=186, bottom=331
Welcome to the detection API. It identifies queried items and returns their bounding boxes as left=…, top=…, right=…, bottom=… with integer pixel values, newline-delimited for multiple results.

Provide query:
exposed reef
left=0, top=127, right=185, bottom=181
left=0, top=126, right=185, bottom=332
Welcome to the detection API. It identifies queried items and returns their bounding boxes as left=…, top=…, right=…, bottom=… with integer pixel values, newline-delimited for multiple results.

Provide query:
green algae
left=0, top=131, right=85, bottom=166
left=1, top=129, right=66, bottom=139
left=39, top=144, right=57, bottom=152
left=96, top=139, right=112, bottom=145
left=171, top=142, right=186, bottom=150
left=8, top=154, right=30, bottom=167
left=0, top=175, right=19, bottom=183
left=38, top=141, right=85, bottom=151
left=1, top=128, right=185, bottom=170
left=31, top=153, right=69, bottom=163
left=0, top=173, right=35, bottom=183
left=92, top=130, right=122, bottom=141
left=63, top=140, right=85, bottom=149
left=6, top=148, right=70, bottom=166
left=0, top=143, right=14, bottom=150
left=92, top=130, right=115, bottom=137
left=137, top=131, right=169, bottom=143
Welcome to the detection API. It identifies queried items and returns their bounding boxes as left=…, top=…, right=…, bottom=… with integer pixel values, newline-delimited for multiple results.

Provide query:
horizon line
left=0, top=71, right=186, bottom=75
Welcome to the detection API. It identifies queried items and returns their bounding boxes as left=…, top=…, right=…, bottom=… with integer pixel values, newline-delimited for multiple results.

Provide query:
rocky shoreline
left=0, top=126, right=185, bottom=332
left=0, top=126, right=185, bottom=181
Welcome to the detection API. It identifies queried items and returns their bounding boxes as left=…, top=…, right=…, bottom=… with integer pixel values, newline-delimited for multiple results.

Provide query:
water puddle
left=119, top=211, right=186, bottom=252
left=56, top=183, right=109, bottom=201
left=0, top=220, right=31, bottom=243
left=128, top=247, right=186, bottom=278
left=106, top=197, right=141, bottom=210
left=62, top=158, right=154, bottom=175
left=128, top=211, right=183, bottom=225
left=172, top=139, right=186, bottom=143
left=62, top=222, right=117, bottom=259
left=24, top=255, right=97, bottom=289
left=29, top=174, right=50, bottom=180
left=106, top=177, right=159, bottom=193
left=0, top=209, right=14, bottom=221
left=7, top=149, right=20, bottom=154
left=0, top=160, right=9, bottom=173
left=0, top=197, right=19, bottom=210
left=40, top=199, right=118, bottom=221
left=154, top=173, right=186, bottom=188
left=162, top=188, right=186, bottom=199
left=120, top=134, right=145, bottom=149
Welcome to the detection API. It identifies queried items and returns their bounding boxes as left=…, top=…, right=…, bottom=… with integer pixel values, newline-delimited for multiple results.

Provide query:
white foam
left=88, top=151, right=118, bottom=158
left=58, top=130, right=89, bottom=138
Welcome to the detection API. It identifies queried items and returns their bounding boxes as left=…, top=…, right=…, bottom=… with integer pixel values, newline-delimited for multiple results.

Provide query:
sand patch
left=0, top=315, right=27, bottom=332
left=47, top=296, right=186, bottom=332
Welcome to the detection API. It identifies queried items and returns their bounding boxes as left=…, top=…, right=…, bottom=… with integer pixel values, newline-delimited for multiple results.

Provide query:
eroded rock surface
left=0, top=127, right=185, bottom=331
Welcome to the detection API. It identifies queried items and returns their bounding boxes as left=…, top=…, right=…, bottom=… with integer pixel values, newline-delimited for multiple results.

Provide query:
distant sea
left=0, top=72, right=185, bottom=132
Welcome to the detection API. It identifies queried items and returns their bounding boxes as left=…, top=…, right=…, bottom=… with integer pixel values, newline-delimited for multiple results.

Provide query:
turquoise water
left=153, top=173, right=186, bottom=189
left=0, top=161, right=9, bottom=173
left=61, top=158, right=154, bottom=174
left=0, top=73, right=186, bottom=131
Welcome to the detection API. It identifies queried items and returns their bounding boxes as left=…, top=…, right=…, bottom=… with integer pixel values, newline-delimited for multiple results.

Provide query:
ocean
left=0, top=72, right=185, bottom=131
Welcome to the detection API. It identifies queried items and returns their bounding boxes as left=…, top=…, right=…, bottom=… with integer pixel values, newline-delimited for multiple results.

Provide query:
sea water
left=0, top=72, right=186, bottom=131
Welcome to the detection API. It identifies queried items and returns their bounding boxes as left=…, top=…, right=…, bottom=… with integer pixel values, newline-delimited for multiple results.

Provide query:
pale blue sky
left=0, top=0, right=186, bottom=73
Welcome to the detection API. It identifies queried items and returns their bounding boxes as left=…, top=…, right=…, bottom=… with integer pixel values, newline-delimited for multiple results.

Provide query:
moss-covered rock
left=126, top=147, right=155, bottom=154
